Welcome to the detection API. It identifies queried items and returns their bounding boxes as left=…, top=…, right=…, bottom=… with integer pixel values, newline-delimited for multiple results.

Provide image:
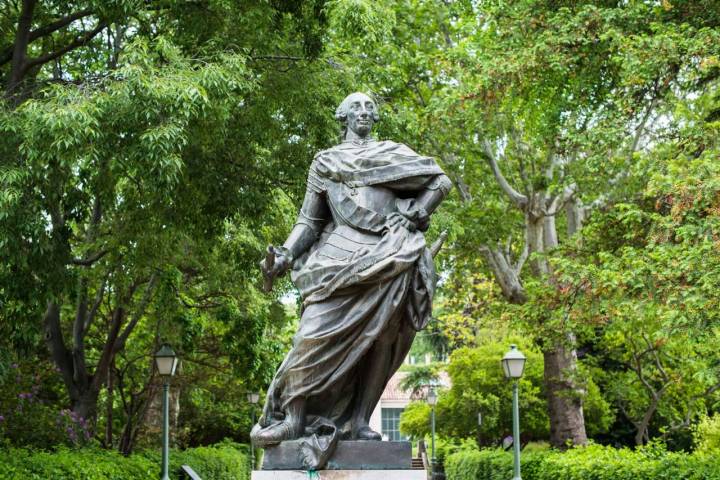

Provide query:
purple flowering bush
left=0, top=360, right=90, bottom=447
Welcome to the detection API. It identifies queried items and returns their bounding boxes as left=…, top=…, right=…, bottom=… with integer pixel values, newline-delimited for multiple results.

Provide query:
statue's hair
left=335, top=92, right=381, bottom=124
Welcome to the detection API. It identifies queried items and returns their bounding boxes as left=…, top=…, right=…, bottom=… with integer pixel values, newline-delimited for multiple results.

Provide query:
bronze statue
left=253, top=92, right=452, bottom=469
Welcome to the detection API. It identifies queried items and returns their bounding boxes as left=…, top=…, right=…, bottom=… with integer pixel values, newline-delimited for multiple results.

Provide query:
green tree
left=0, top=0, right=348, bottom=449
left=551, top=51, right=720, bottom=445
left=326, top=0, right=720, bottom=447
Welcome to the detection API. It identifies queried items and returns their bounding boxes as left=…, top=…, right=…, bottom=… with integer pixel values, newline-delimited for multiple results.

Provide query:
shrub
left=445, top=444, right=720, bottom=480
left=0, top=361, right=89, bottom=449
left=694, top=413, right=720, bottom=453
left=142, top=441, right=250, bottom=480
left=0, top=442, right=249, bottom=480
left=0, top=447, right=156, bottom=480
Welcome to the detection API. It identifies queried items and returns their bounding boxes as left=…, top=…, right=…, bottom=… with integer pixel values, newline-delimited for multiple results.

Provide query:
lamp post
left=502, top=344, right=526, bottom=480
left=247, top=392, right=260, bottom=470
left=477, top=411, right=482, bottom=447
left=155, top=344, right=178, bottom=480
left=426, top=386, right=438, bottom=478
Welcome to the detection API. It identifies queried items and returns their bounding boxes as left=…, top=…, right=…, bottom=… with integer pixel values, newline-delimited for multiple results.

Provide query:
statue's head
left=335, top=92, right=379, bottom=139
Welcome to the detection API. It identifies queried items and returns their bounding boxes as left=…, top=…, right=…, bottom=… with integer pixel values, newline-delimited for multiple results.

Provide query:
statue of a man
left=253, top=92, right=451, bottom=468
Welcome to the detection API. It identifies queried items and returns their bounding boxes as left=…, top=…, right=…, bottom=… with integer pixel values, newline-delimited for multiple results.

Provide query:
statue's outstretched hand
left=260, top=246, right=292, bottom=292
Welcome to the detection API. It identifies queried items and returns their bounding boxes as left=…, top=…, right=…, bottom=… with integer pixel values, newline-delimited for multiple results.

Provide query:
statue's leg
left=286, top=396, right=307, bottom=433
left=350, top=316, right=402, bottom=440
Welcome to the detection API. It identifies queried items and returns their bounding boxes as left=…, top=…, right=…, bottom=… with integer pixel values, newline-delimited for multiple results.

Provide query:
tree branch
left=91, top=305, right=124, bottom=392
left=114, top=274, right=158, bottom=353
left=0, top=8, right=95, bottom=66
left=479, top=243, right=527, bottom=304
left=71, top=249, right=109, bottom=266
left=32, top=9, right=94, bottom=41
left=24, top=21, right=107, bottom=71
left=630, top=92, right=660, bottom=158
left=482, top=140, right=528, bottom=208
left=72, top=278, right=90, bottom=385
left=513, top=229, right=530, bottom=275
left=83, top=273, right=109, bottom=336
left=44, top=301, right=79, bottom=401
left=547, top=184, right=577, bottom=216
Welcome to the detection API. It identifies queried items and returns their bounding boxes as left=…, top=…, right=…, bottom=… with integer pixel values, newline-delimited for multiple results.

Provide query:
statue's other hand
left=387, top=212, right=417, bottom=232
left=259, top=247, right=292, bottom=282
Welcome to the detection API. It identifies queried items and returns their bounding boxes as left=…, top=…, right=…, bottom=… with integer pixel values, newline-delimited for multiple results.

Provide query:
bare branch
left=91, top=306, right=124, bottom=392
left=513, top=229, right=530, bottom=275
left=72, top=278, right=89, bottom=351
left=44, top=301, right=80, bottom=401
left=31, top=9, right=94, bottom=41
left=482, top=140, right=528, bottom=208
left=547, top=184, right=577, bottom=216
left=479, top=243, right=527, bottom=304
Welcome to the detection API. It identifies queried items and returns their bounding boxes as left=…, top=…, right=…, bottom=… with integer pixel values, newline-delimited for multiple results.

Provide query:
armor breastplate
left=325, top=181, right=397, bottom=234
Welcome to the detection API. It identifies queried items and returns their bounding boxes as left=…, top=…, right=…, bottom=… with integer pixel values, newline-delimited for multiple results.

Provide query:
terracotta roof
left=380, top=371, right=451, bottom=402
left=381, top=372, right=411, bottom=401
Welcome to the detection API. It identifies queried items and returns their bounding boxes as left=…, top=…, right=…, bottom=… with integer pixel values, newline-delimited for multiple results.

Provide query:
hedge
left=0, top=442, right=249, bottom=480
left=445, top=444, right=720, bottom=480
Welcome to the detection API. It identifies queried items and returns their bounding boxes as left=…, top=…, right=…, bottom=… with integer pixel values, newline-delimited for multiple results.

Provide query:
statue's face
left=344, top=93, right=377, bottom=138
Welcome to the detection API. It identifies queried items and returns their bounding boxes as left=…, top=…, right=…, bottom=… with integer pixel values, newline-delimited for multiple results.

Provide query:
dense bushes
left=446, top=444, right=720, bottom=480
left=0, top=442, right=249, bottom=480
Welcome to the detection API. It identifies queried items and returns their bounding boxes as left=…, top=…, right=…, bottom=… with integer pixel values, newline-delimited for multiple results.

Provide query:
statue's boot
left=252, top=397, right=306, bottom=447
left=355, top=425, right=382, bottom=440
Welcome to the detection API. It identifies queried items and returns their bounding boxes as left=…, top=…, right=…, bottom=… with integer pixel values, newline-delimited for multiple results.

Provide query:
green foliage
left=694, top=414, right=720, bottom=453
left=0, top=442, right=248, bottom=480
left=552, top=112, right=720, bottom=445
left=441, top=341, right=549, bottom=444
left=400, top=338, right=612, bottom=445
left=445, top=444, right=720, bottom=480
left=399, top=364, right=440, bottom=397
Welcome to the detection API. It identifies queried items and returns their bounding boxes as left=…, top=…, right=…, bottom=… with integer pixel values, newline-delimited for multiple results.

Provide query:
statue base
left=261, top=440, right=413, bottom=470
left=252, top=471, right=425, bottom=480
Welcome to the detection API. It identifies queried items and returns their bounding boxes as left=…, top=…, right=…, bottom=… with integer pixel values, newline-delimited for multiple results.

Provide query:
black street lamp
left=155, top=344, right=178, bottom=480
left=502, top=345, right=526, bottom=480
left=426, top=386, right=438, bottom=478
left=247, top=392, right=260, bottom=471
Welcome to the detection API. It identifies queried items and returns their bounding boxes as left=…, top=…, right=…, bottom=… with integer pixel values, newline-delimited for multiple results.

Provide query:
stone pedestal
left=262, top=441, right=412, bottom=471
left=252, top=471, right=426, bottom=480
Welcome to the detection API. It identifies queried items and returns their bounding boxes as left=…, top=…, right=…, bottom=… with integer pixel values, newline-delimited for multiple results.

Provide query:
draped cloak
left=254, top=140, right=448, bottom=469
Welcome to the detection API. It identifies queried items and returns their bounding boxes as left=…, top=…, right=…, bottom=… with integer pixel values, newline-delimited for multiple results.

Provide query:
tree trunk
left=544, top=341, right=588, bottom=448
left=538, top=202, right=588, bottom=448
left=44, top=300, right=103, bottom=432
left=105, top=359, right=115, bottom=448
left=5, top=0, right=36, bottom=99
left=73, top=389, right=100, bottom=424
left=481, top=145, right=588, bottom=447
